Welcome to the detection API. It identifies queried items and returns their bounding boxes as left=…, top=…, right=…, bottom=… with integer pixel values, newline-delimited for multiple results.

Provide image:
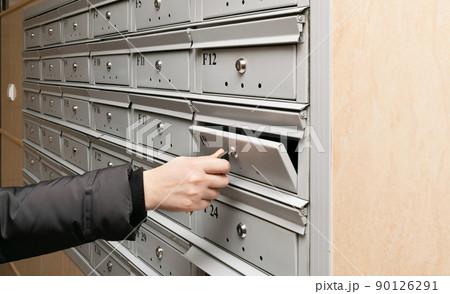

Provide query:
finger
left=199, top=199, right=212, bottom=211
left=204, top=174, right=229, bottom=188
left=202, top=158, right=231, bottom=174
left=201, top=188, right=221, bottom=200
left=208, top=148, right=225, bottom=158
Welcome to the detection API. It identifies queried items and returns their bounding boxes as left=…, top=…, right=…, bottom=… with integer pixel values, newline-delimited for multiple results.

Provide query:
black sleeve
left=0, top=164, right=145, bottom=263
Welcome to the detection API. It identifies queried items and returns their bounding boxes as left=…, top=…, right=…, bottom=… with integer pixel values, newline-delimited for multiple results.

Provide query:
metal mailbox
left=60, top=0, right=90, bottom=42
left=41, top=48, right=63, bottom=81
left=41, top=20, right=62, bottom=46
left=62, top=87, right=91, bottom=128
left=62, top=127, right=90, bottom=171
left=23, top=114, right=41, bottom=146
left=89, top=39, right=130, bottom=86
left=61, top=44, right=90, bottom=83
left=130, top=94, right=193, bottom=157
left=24, top=27, right=41, bottom=49
left=134, top=0, right=190, bottom=30
left=40, top=119, right=62, bottom=156
left=40, top=155, right=72, bottom=181
left=23, top=51, right=41, bottom=80
left=76, top=243, right=91, bottom=262
left=135, top=225, right=191, bottom=276
left=91, top=0, right=130, bottom=37
left=190, top=125, right=298, bottom=192
left=93, top=243, right=130, bottom=276
left=41, top=84, right=63, bottom=119
left=203, top=0, right=298, bottom=19
left=23, top=144, right=41, bottom=178
left=90, top=89, right=130, bottom=139
left=197, top=185, right=306, bottom=275
left=90, top=137, right=131, bottom=170
left=23, top=82, right=41, bottom=113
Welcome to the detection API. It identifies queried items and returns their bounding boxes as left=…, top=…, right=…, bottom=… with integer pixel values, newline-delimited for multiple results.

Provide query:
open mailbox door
left=190, top=125, right=297, bottom=193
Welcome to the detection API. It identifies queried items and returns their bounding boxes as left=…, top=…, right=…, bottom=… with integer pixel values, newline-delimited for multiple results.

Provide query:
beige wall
left=332, top=0, right=450, bottom=275
left=1, top=0, right=84, bottom=276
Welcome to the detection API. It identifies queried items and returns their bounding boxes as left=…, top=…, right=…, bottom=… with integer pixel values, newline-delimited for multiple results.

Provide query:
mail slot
left=135, top=50, right=190, bottom=91
left=201, top=45, right=296, bottom=100
left=90, top=137, right=130, bottom=170
left=62, top=87, right=91, bottom=128
left=197, top=191, right=300, bottom=275
left=134, top=0, right=190, bottom=30
left=23, top=51, right=41, bottom=80
left=191, top=125, right=298, bottom=192
left=42, top=58, right=63, bottom=81
left=23, top=145, right=40, bottom=178
left=61, top=44, right=90, bottom=83
left=203, top=0, right=297, bottom=19
left=62, top=128, right=90, bottom=171
left=130, top=94, right=193, bottom=157
left=24, top=27, right=41, bottom=49
left=40, top=120, right=62, bottom=156
left=136, top=225, right=191, bottom=276
left=23, top=82, right=41, bottom=113
left=90, top=90, right=130, bottom=139
left=93, top=243, right=130, bottom=276
left=24, top=115, right=41, bottom=146
left=91, top=1, right=130, bottom=37
left=41, top=20, right=62, bottom=46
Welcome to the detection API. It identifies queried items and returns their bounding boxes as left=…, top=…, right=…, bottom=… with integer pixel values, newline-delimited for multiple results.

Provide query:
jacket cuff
left=128, top=167, right=147, bottom=227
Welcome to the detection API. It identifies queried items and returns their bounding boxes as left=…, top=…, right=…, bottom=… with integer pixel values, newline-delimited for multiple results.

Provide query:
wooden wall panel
left=332, top=0, right=450, bottom=275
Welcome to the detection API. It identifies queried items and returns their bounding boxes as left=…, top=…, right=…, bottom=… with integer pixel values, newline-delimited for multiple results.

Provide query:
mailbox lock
left=107, top=261, right=113, bottom=272
left=30, top=64, right=34, bottom=70
left=48, top=136, right=53, bottom=142
left=30, top=159, right=35, bottom=166
left=72, top=63, right=77, bottom=71
left=49, top=99, right=54, bottom=106
left=237, top=222, right=247, bottom=239
left=155, top=60, right=163, bottom=71
left=157, top=122, right=165, bottom=134
left=106, top=112, right=112, bottom=121
left=156, top=246, right=163, bottom=260
left=73, top=22, right=78, bottom=30
left=31, top=96, right=35, bottom=102
left=154, top=0, right=162, bottom=10
left=72, top=147, right=77, bottom=154
left=30, top=127, right=34, bottom=134
left=106, top=61, right=112, bottom=71
left=48, top=28, right=53, bottom=35
left=72, top=105, right=78, bottom=113
left=107, top=161, right=113, bottom=168
left=49, top=172, right=54, bottom=180
left=229, top=147, right=238, bottom=159
left=105, top=11, right=112, bottom=20
left=31, top=33, right=35, bottom=39
left=235, top=58, right=247, bottom=74
left=49, top=64, right=54, bottom=71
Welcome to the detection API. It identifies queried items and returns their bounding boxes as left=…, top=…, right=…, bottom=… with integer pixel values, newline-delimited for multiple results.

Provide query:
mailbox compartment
left=197, top=185, right=307, bottom=275
left=91, top=1, right=130, bottom=37
left=40, top=155, right=72, bottom=181
left=23, top=114, right=41, bottom=146
left=23, top=144, right=40, bottom=178
left=135, top=50, right=190, bottom=91
left=41, top=20, right=62, bottom=46
left=76, top=243, right=91, bottom=262
left=92, top=54, right=130, bottom=86
left=90, top=137, right=131, bottom=170
left=134, top=0, right=191, bottom=30
left=90, top=89, right=130, bottom=139
left=60, top=0, right=90, bottom=42
left=61, top=44, right=90, bottom=83
left=62, top=87, right=91, bottom=128
left=23, top=82, right=41, bottom=113
left=23, top=51, right=41, bottom=80
left=203, top=0, right=298, bottom=19
left=40, top=120, right=62, bottom=156
left=135, top=224, right=191, bottom=276
left=93, top=243, right=130, bottom=276
left=130, top=94, right=193, bottom=157
left=62, top=127, right=90, bottom=171
left=41, top=84, right=62, bottom=118
left=24, top=27, right=41, bottom=49
left=201, top=45, right=296, bottom=100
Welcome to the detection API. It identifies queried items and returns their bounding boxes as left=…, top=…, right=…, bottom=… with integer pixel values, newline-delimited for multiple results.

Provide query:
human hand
left=143, top=149, right=230, bottom=212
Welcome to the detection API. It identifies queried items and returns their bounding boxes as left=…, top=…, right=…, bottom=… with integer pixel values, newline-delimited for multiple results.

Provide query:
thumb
left=209, top=148, right=225, bottom=158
